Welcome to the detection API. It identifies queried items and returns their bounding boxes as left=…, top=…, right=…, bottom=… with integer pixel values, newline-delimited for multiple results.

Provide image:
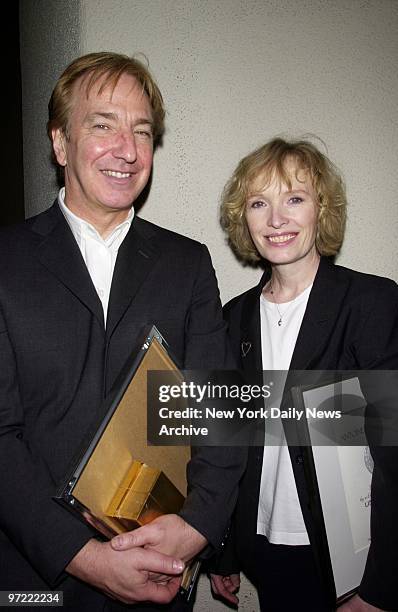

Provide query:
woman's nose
left=267, top=205, right=289, bottom=228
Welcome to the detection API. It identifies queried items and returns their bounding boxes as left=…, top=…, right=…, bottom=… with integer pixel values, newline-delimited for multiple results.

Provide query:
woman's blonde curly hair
left=220, top=137, right=347, bottom=263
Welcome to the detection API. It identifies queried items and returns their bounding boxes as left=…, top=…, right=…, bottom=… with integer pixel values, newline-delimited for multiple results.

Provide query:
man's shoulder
left=0, top=216, right=38, bottom=252
left=133, top=215, right=204, bottom=253
left=0, top=204, right=58, bottom=254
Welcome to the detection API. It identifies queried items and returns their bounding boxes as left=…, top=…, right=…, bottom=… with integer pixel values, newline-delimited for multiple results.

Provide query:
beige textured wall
left=19, top=1, right=398, bottom=610
left=80, top=0, right=398, bottom=304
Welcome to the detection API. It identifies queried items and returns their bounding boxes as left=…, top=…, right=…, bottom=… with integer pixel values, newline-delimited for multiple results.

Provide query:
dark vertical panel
left=19, top=0, right=81, bottom=219
left=1, top=1, right=24, bottom=225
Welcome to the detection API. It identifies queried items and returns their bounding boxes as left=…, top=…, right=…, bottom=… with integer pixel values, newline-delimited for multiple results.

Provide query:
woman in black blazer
left=210, top=138, right=398, bottom=612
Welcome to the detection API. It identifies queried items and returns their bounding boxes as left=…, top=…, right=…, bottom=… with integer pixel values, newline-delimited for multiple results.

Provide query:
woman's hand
left=210, top=573, right=240, bottom=606
left=337, top=594, right=385, bottom=612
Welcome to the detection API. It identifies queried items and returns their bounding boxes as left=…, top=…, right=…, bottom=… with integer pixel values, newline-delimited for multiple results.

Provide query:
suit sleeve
left=204, top=516, right=241, bottom=575
left=0, top=305, right=95, bottom=587
left=355, top=279, right=398, bottom=610
left=178, top=245, right=247, bottom=549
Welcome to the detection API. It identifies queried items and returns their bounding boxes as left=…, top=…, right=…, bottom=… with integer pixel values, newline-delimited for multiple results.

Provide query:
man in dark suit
left=0, top=52, right=245, bottom=609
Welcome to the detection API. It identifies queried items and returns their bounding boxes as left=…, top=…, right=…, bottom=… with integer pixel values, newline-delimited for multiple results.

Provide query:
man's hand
left=66, top=537, right=184, bottom=605
left=338, top=594, right=385, bottom=612
left=111, top=514, right=208, bottom=563
left=210, top=573, right=240, bottom=606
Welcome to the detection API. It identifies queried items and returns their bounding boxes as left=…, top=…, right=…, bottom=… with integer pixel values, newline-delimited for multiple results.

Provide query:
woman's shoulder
left=332, top=262, right=397, bottom=295
left=326, top=262, right=398, bottom=325
left=223, top=283, right=261, bottom=322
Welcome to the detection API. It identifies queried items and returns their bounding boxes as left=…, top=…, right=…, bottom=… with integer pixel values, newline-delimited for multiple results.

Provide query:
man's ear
left=52, top=128, right=67, bottom=166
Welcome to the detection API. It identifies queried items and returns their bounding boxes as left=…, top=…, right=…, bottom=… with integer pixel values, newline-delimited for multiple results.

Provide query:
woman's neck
left=265, top=253, right=320, bottom=303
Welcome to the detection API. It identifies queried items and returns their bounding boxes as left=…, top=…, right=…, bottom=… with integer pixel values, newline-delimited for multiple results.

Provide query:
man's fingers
left=147, top=571, right=173, bottom=583
left=112, top=524, right=161, bottom=550
left=142, top=576, right=181, bottom=604
left=134, top=547, right=185, bottom=575
left=112, top=576, right=181, bottom=606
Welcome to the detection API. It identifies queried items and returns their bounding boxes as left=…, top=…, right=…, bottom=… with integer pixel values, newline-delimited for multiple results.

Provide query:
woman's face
left=245, top=159, right=319, bottom=268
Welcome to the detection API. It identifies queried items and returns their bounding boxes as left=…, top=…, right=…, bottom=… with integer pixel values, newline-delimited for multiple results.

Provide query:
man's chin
left=99, top=200, right=135, bottom=213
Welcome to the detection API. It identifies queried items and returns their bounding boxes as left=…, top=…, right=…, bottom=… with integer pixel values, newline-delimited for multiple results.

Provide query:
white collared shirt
left=58, top=188, right=134, bottom=324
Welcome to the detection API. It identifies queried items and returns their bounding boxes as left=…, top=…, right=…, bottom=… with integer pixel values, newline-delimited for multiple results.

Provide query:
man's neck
left=64, top=198, right=132, bottom=239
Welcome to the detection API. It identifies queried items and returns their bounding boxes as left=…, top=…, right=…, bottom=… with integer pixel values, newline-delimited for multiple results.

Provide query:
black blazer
left=0, top=203, right=246, bottom=609
left=219, top=257, right=398, bottom=610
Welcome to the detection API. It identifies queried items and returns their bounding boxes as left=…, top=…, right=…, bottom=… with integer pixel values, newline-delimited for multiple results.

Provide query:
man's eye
left=134, top=129, right=153, bottom=138
left=94, top=124, right=109, bottom=130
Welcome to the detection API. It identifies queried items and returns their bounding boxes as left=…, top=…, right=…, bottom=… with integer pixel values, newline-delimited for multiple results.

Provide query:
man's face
left=52, top=72, right=154, bottom=224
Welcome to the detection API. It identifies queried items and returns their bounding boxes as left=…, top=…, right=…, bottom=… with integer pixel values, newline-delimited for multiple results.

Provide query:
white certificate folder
left=291, top=375, right=371, bottom=605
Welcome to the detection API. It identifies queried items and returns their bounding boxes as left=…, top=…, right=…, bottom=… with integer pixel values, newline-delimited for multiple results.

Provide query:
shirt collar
left=58, top=187, right=134, bottom=248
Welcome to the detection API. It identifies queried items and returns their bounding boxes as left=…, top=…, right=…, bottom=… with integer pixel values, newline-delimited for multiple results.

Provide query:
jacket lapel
left=105, top=218, right=160, bottom=339
left=289, top=257, right=350, bottom=370
left=283, top=258, right=351, bottom=445
left=240, top=269, right=270, bottom=446
left=32, top=204, right=105, bottom=329
left=240, top=268, right=270, bottom=373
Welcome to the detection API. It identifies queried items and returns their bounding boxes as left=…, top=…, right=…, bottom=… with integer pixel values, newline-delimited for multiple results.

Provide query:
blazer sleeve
left=178, top=245, right=247, bottom=550
left=204, top=516, right=241, bottom=575
left=0, top=306, right=95, bottom=587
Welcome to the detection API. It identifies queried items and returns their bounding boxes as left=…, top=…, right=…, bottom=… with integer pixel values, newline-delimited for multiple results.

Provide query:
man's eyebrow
left=85, top=112, right=153, bottom=128
left=86, top=111, right=118, bottom=122
left=134, top=117, right=154, bottom=127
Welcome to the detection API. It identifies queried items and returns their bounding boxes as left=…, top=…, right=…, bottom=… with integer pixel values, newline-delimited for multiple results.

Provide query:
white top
left=257, top=284, right=312, bottom=545
left=58, top=188, right=134, bottom=324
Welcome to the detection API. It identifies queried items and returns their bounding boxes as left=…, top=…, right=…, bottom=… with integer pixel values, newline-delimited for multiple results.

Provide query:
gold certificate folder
left=59, top=331, right=190, bottom=537
left=106, top=460, right=185, bottom=531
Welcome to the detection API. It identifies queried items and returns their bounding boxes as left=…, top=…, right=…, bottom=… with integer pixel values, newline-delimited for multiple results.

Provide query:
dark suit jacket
left=217, top=257, right=398, bottom=610
left=0, top=203, right=246, bottom=609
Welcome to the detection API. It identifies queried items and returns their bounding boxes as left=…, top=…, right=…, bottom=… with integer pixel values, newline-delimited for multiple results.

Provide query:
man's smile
left=101, top=170, right=133, bottom=178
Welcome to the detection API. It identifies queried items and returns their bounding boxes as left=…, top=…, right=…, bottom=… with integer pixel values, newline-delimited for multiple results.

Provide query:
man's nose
left=112, top=130, right=138, bottom=162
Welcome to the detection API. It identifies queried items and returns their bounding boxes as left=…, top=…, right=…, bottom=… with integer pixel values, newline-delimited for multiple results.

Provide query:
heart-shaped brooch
left=241, top=341, right=252, bottom=357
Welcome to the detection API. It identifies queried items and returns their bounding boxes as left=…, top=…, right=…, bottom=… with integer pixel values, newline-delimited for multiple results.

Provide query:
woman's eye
left=249, top=200, right=266, bottom=209
left=288, top=196, right=303, bottom=204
